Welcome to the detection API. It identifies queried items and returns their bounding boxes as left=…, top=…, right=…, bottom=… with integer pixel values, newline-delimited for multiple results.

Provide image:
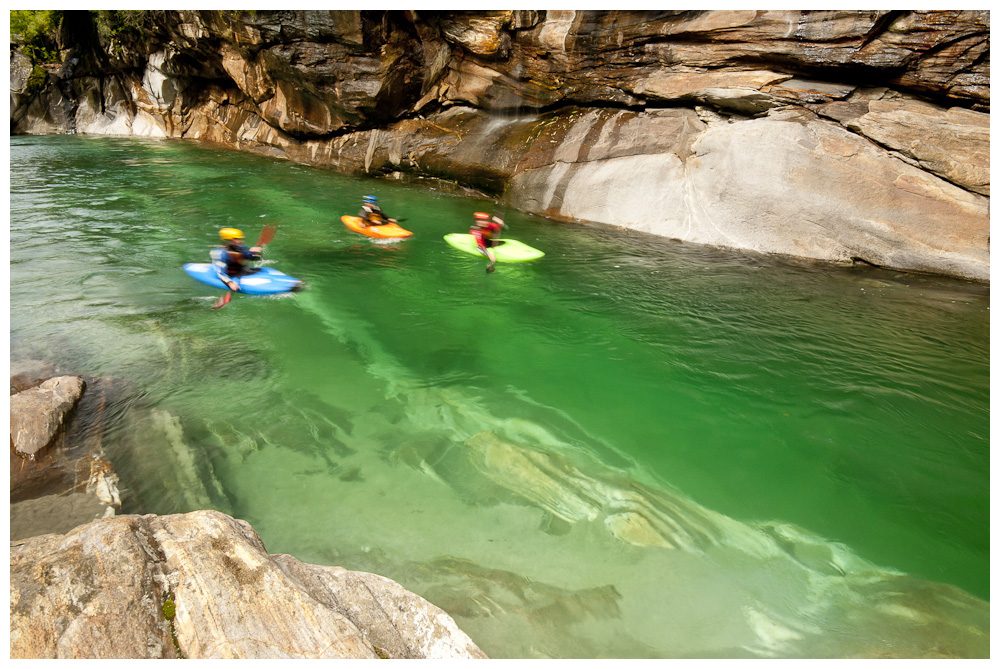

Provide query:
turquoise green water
left=9, top=136, right=989, bottom=658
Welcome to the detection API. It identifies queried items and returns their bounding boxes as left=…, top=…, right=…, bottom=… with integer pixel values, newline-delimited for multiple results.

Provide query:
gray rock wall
left=501, top=107, right=988, bottom=279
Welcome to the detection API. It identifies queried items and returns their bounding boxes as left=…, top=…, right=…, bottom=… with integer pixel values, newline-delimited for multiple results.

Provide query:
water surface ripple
left=10, top=136, right=989, bottom=658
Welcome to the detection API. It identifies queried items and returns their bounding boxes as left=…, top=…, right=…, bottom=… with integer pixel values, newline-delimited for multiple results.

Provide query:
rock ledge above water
left=10, top=509, right=488, bottom=659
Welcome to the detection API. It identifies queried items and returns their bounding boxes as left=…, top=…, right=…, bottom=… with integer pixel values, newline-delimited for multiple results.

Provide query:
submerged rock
left=381, top=386, right=989, bottom=658
left=9, top=492, right=113, bottom=542
left=9, top=510, right=487, bottom=659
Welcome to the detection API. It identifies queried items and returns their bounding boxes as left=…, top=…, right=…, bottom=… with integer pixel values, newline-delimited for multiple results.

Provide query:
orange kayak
left=341, top=215, right=412, bottom=239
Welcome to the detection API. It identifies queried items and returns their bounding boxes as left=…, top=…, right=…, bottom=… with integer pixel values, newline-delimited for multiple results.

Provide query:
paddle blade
left=256, top=224, right=277, bottom=247
left=211, top=291, right=233, bottom=310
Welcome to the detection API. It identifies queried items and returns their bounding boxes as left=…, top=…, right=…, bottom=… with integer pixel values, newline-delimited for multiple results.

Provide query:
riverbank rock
left=10, top=363, right=128, bottom=540
left=10, top=510, right=488, bottom=659
left=10, top=375, right=85, bottom=460
left=9, top=10, right=990, bottom=281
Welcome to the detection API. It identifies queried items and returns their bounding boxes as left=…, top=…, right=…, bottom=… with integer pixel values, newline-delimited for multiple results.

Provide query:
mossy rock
left=162, top=598, right=175, bottom=621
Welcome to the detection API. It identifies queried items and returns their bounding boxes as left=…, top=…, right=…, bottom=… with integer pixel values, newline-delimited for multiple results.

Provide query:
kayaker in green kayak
left=470, top=211, right=506, bottom=273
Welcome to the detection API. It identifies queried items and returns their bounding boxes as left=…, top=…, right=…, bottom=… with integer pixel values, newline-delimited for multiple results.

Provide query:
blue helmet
left=363, top=195, right=377, bottom=203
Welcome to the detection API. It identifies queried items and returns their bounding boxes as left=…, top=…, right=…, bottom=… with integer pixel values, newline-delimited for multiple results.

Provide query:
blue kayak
left=183, top=263, right=303, bottom=295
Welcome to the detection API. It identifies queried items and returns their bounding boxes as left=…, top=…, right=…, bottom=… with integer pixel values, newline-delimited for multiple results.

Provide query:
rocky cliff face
left=10, top=10, right=990, bottom=280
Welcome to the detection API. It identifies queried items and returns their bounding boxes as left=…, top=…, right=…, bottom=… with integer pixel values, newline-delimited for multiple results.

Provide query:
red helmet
left=474, top=212, right=491, bottom=220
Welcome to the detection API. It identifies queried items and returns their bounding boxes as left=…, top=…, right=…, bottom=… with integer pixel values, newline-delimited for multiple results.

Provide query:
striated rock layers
left=10, top=10, right=990, bottom=280
left=10, top=509, right=488, bottom=659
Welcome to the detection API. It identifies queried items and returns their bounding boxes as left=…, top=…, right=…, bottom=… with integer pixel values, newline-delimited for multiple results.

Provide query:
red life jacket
left=470, top=221, right=501, bottom=247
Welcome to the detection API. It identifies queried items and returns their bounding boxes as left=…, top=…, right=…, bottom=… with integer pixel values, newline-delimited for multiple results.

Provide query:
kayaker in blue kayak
left=210, top=228, right=263, bottom=291
left=357, top=195, right=397, bottom=228
left=470, top=212, right=505, bottom=273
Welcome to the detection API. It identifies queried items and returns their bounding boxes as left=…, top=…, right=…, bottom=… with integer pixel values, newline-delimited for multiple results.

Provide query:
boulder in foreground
left=10, top=510, right=487, bottom=659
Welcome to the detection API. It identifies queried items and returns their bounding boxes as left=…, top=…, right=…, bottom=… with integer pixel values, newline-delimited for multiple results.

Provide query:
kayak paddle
left=256, top=224, right=277, bottom=247
left=486, top=211, right=505, bottom=273
left=210, top=290, right=233, bottom=310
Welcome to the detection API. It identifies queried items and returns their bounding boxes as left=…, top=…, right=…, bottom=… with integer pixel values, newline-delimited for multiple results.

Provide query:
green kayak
left=444, top=233, right=545, bottom=263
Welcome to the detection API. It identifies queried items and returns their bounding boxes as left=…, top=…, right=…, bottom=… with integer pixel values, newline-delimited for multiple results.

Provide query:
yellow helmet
left=219, top=228, right=244, bottom=241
